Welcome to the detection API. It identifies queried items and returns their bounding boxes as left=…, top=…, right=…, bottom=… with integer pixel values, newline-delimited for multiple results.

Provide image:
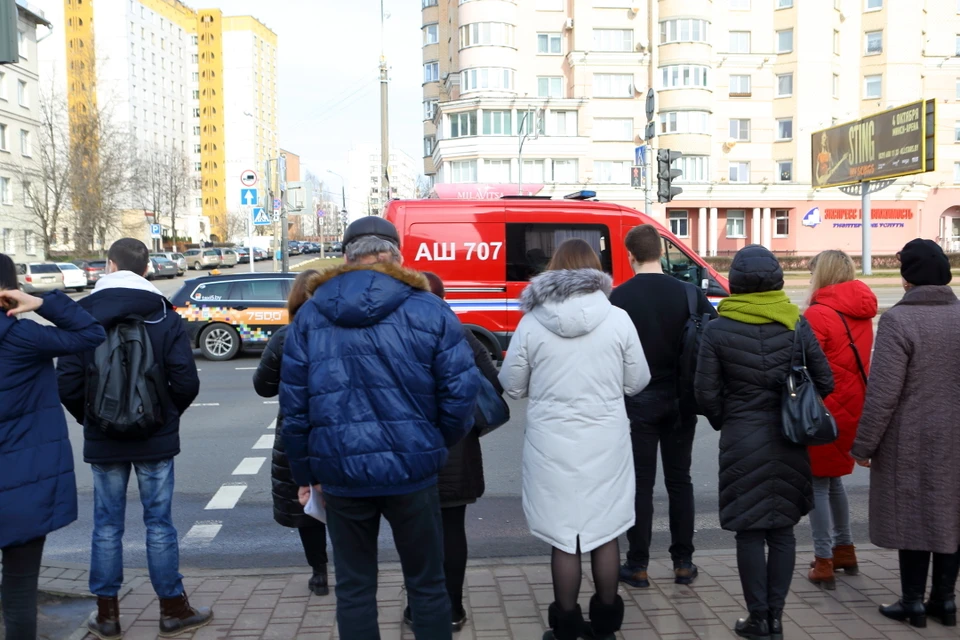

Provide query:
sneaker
left=674, top=562, right=699, bottom=585
left=618, top=562, right=650, bottom=588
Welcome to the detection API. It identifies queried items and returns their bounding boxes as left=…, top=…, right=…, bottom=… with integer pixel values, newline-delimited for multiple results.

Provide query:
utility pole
left=279, top=153, right=289, bottom=273
left=379, top=0, right=390, bottom=215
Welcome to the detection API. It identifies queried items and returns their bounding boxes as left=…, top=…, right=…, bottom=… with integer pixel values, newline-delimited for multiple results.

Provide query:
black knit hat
left=899, top=238, right=952, bottom=287
left=728, top=245, right=784, bottom=294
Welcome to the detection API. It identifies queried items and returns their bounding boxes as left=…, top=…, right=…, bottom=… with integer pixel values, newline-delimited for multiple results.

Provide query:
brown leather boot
left=158, top=593, right=213, bottom=637
left=832, top=545, right=859, bottom=575
left=808, top=557, right=836, bottom=590
left=86, top=596, right=122, bottom=640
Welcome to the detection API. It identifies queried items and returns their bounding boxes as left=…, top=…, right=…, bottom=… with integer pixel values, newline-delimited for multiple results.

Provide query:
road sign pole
left=644, top=144, right=653, bottom=219
left=248, top=206, right=255, bottom=273
left=862, top=181, right=872, bottom=276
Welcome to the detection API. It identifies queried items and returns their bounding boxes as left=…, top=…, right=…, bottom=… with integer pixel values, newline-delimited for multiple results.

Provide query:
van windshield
left=31, top=264, right=61, bottom=274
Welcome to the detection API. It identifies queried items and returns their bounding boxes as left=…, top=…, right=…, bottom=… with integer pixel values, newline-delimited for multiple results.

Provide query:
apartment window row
left=0, top=124, right=32, bottom=156
left=661, top=65, right=709, bottom=89
left=660, top=19, right=708, bottom=45
left=447, top=158, right=578, bottom=184
left=461, top=22, right=516, bottom=49
left=727, top=118, right=793, bottom=141
left=0, top=177, right=38, bottom=208
left=446, top=109, right=579, bottom=138
left=594, top=73, right=634, bottom=97
left=461, top=67, right=515, bottom=92
left=659, top=110, right=710, bottom=135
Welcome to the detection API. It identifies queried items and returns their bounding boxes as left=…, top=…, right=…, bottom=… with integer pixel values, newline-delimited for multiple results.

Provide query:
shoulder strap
left=685, top=284, right=698, bottom=317
left=834, top=310, right=868, bottom=386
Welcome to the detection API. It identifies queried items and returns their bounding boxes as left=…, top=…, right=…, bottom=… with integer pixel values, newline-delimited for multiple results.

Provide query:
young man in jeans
left=58, top=238, right=209, bottom=638
left=610, top=225, right=717, bottom=588
left=280, top=217, right=479, bottom=640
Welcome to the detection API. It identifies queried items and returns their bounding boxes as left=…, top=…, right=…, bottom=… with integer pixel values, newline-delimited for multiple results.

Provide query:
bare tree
left=134, top=144, right=166, bottom=238
left=415, top=174, right=433, bottom=198
left=165, top=149, right=190, bottom=251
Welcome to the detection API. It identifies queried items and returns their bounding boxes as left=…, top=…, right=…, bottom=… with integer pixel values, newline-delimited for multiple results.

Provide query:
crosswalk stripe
left=268, top=419, right=276, bottom=430
left=181, top=522, right=222, bottom=546
left=252, top=434, right=273, bottom=450
left=204, top=483, right=247, bottom=510
left=232, top=457, right=266, bottom=475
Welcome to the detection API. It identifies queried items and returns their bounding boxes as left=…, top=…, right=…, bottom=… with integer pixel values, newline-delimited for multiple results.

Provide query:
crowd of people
left=1, top=220, right=959, bottom=640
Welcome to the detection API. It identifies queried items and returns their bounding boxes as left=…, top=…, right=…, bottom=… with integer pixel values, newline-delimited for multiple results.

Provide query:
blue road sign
left=149, top=224, right=162, bottom=238
left=252, top=207, right=271, bottom=226
left=273, top=198, right=282, bottom=212
left=240, top=188, right=258, bottom=206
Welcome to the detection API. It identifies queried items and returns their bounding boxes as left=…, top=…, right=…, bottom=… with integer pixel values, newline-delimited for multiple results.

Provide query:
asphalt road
left=38, top=277, right=922, bottom=572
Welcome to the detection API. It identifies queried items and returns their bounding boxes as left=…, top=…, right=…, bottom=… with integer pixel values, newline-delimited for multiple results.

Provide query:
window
left=0, top=178, right=10, bottom=204
left=230, top=279, right=288, bottom=302
left=422, top=0, right=437, bottom=6
left=481, top=110, right=512, bottom=135
left=17, top=80, right=26, bottom=107
left=0, top=123, right=5, bottom=151
left=450, top=111, right=477, bottom=138
left=955, top=162, right=960, bottom=184
left=776, top=118, right=793, bottom=140
left=864, top=74, right=882, bottom=99
left=549, top=111, right=578, bottom=136
left=669, top=211, right=689, bottom=238
left=594, top=160, right=631, bottom=183
left=423, top=24, right=439, bottom=45
left=593, top=29, right=633, bottom=52
left=24, top=231, right=36, bottom=256
left=729, top=31, right=751, bottom=53
left=729, top=75, right=751, bottom=96
left=423, top=99, right=438, bottom=121
left=955, top=121, right=960, bottom=143
left=659, top=111, right=710, bottom=134
left=866, top=31, right=882, bottom=55
left=552, top=159, right=578, bottom=183
left=459, top=22, right=515, bottom=48
left=518, top=110, right=545, bottom=136
left=538, top=76, right=563, bottom=98
left=833, top=30, right=840, bottom=55
left=522, top=159, right=545, bottom=183
left=661, top=65, right=709, bottom=89
left=729, top=119, right=750, bottom=141
left=460, top=67, right=515, bottom=92
left=777, top=0, right=793, bottom=7
left=423, top=62, right=439, bottom=83
left=956, top=78, right=960, bottom=99
left=729, top=163, right=750, bottom=183
left=730, top=0, right=750, bottom=8
left=194, top=162, right=202, bottom=172
left=537, top=33, right=562, bottom=54
left=536, top=0, right=562, bottom=9
left=0, top=71, right=5, bottom=100
left=19, top=130, right=30, bottom=156
left=593, top=74, right=634, bottom=97
left=485, top=159, right=511, bottom=183
left=833, top=74, right=840, bottom=98
left=506, top=223, right=611, bottom=282
left=866, top=0, right=882, bottom=9
left=660, top=19, right=709, bottom=44
left=956, top=34, right=960, bottom=56
left=726, top=210, right=746, bottom=238
left=17, top=30, right=26, bottom=59
left=450, top=160, right=477, bottom=183
left=776, top=29, right=793, bottom=53
left=1, top=228, right=13, bottom=253
left=776, top=73, right=794, bottom=97
left=594, top=118, right=633, bottom=141
left=774, top=209, right=790, bottom=236
left=777, top=161, right=793, bottom=182
left=673, top=156, right=709, bottom=183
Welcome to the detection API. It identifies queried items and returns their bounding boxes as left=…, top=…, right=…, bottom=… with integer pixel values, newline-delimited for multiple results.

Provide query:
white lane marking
left=194, top=402, right=220, bottom=407
left=252, top=434, right=274, bottom=450
left=181, top=521, right=222, bottom=546
left=232, top=457, right=266, bottom=475
left=267, top=419, right=276, bottom=430
left=235, top=367, right=257, bottom=370
left=204, top=483, right=247, bottom=510
left=263, top=400, right=279, bottom=405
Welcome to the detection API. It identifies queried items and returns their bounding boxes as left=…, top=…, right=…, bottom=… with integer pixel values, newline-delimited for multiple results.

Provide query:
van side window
left=190, top=282, right=231, bottom=302
left=229, top=279, right=287, bottom=301
left=661, top=238, right=700, bottom=284
left=506, top=223, right=612, bottom=282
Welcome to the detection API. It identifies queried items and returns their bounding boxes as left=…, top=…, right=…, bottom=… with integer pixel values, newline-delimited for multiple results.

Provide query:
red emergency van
left=384, top=192, right=729, bottom=360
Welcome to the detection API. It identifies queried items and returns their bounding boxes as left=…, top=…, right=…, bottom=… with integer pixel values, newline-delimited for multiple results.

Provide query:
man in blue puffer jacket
left=280, top=217, right=479, bottom=640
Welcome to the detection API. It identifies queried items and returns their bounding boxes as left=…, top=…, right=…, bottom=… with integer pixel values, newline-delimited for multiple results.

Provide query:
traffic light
left=657, top=149, right=683, bottom=203
left=630, top=166, right=642, bottom=189
left=0, top=0, right=18, bottom=65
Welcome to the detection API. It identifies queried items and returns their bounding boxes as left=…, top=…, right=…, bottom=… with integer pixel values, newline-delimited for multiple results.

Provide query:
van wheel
left=199, top=324, right=240, bottom=361
left=194, top=262, right=203, bottom=271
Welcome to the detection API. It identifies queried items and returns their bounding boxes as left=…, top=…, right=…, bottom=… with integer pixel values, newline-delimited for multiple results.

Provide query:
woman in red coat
left=804, top=250, right=878, bottom=589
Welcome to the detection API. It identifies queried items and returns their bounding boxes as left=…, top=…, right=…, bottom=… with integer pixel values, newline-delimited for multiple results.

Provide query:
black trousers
left=735, top=527, right=795, bottom=616
left=626, top=394, right=696, bottom=567
left=2, top=536, right=46, bottom=640
left=298, top=524, right=329, bottom=569
left=441, top=505, right=468, bottom=614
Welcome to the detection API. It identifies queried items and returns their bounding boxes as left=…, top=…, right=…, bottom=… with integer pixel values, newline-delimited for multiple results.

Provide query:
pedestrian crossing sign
left=252, top=207, right=271, bottom=226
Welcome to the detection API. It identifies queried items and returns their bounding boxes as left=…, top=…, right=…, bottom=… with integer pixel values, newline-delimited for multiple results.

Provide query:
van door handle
left=232, top=305, right=248, bottom=311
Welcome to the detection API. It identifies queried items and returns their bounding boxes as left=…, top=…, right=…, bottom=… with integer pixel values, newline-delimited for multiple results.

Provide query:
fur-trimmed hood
left=520, top=268, right=613, bottom=338
left=306, top=262, right=431, bottom=328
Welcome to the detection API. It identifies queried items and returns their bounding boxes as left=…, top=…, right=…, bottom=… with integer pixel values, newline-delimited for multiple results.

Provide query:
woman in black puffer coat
left=695, top=246, right=833, bottom=640
left=252, top=269, right=329, bottom=596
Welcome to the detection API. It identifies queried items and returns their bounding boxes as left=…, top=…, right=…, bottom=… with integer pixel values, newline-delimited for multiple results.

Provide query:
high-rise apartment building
left=422, top=0, right=960, bottom=256
left=0, top=1, right=51, bottom=263
left=347, top=143, right=420, bottom=217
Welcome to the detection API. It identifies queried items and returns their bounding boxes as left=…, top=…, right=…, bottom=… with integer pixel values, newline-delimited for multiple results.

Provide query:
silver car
left=151, top=252, right=187, bottom=275
left=211, top=248, right=238, bottom=268
left=183, top=249, right=221, bottom=271
left=16, top=262, right=66, bottom=294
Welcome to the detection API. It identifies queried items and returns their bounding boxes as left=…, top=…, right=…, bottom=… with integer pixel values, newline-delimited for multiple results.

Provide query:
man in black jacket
left=610, top=224, right=717, bottom=589
left=57, top=238, right=210, bottom=639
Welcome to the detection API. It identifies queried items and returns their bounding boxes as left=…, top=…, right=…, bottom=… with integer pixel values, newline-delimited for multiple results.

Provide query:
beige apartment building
left=421, top=0, right=960, bottom=257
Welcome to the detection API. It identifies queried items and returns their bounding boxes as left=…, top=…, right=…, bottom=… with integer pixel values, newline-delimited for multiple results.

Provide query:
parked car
left=150, top=252, right=187, bottom=275
left=287, top=242, right=302, bottom=256
left=171, top=272, right=296, bottom=360
left=211, top=248, right=238, bottom=268
left=183, top=248, right=221, bottom=271
left=16, top=263, right=66, bottom=294
left=331, top=241, right=343, bottom=253
left=71, top=259, right=106, bottom=287
left=148, top=257, right=179, bottom=280
left=56, top=262, right=88, bottom=292
left=235, top=247, right=251, bottom=264
left=253, top=247, right=268, bottom=261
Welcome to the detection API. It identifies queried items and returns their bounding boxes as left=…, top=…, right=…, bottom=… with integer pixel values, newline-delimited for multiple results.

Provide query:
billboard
left=811, top=100, right=935, bottom=189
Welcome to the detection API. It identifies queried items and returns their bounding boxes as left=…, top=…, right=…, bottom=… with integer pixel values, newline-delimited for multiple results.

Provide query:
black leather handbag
left=781, top=320, right=838, bottom=446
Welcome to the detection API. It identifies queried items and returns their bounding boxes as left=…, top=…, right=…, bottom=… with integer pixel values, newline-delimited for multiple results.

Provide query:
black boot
left=768, top=609, right=783, bottom=640
left=880, top=550, right=929, bottom=628
left=926, top=550, right=960, bottom=627
left=542, top=602, right=588, bottom=640
left=158, top=593, right=213, bottom=637
left=86, top=596, right=122, bottom=640
left=308, top=564, right=329, bottom=596
left=588, top=594, right=624, bottom=640
left=734, top=612, right=770, bottom=639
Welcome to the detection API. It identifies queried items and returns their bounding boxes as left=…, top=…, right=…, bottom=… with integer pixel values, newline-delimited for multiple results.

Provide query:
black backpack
left=86, top=317, right=169, bottom=441
left=677, top=285, right=712, bottom=415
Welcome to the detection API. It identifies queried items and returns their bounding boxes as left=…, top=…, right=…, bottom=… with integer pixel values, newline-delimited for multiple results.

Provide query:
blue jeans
left=89, top=459, right=184, bottom=599
left=325, top=485, right=450, bottom=640
left=809, top=476, right=853, bottom=559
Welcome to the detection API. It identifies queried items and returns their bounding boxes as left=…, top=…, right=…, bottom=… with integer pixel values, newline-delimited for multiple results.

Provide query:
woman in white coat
left=500, top=239, right=650, bottom=640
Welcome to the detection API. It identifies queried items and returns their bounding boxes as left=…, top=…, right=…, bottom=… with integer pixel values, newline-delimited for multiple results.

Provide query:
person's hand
left=0, top=289, right=44, bottom=317
left=855, top=458, right=871, bottom=468
left=298, top=486, right=310, bottom=506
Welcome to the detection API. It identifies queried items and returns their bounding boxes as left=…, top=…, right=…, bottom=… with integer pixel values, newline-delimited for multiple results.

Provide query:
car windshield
left=31, top=264, right=61, bottom=274
left=156, top=257, right=172, bottom=264
left=57, top=263, right=80, bottom=270
left=90, top=261, right=106, bottom=268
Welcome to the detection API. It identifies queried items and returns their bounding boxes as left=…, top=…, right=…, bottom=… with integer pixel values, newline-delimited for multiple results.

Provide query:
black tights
left=298, top=524, right=329, bottom=569
left=2, top=536, right=46, bottom=640
left=442, top=505, right=468, bottom=614
left=551, top=537, right=621, bottom=612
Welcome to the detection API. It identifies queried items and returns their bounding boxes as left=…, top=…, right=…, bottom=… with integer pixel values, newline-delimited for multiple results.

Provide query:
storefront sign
left=804, top=207, right=913, bottom=230
left=432, top=184, right=544, bottom=200
left=822, top=208, right=914, bottom=220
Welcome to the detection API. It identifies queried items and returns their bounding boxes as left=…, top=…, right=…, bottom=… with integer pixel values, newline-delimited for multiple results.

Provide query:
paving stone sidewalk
left=41, top=548, right=960, bottom=640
